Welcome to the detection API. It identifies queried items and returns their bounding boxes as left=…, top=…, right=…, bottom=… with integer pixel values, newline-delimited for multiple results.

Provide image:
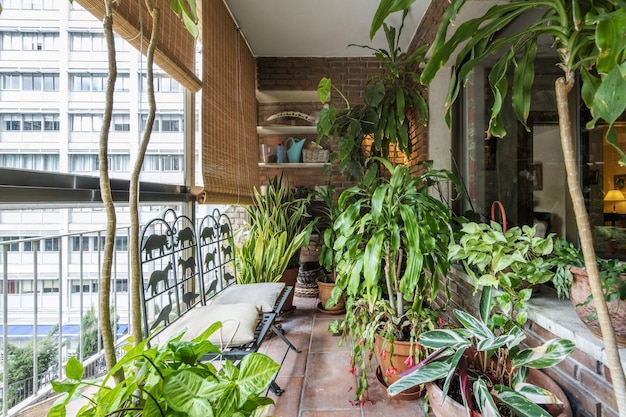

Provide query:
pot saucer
left=316, top=302, right=345, bottom=315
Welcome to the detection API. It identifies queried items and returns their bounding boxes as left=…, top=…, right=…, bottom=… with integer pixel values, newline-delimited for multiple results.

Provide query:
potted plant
left=242, top=174, right=316, bottom=310
left=48, top=323, right=279, bottom=417
left=316, top=15, right=429, bottom=181
left=551, top=239, right=626, bottom=345
left=313, top=184, right=345, bottom=312
left=388, top=288, right=575, bottom=417
left=448, top=220, right=556, bottom=327
left=330, top=158, right=458, bottom=400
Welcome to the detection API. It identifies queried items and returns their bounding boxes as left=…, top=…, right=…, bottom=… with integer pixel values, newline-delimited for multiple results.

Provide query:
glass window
left=22, top=239, right=39, bottom=252
left=115, top=73, right=130, bottom=92
left=21, top=280, right=34, bottom=294
left=0, top=154, right=58, bottom=170
left=43, top=114, right=60, bottom=131
left=23, top=74, right=43, bottom=91
left=43, top=238, right=59, bottom=252
left=1, top=73, right=20, bottom=90
left=70, top=154, right=98, bottom=172
left=115, top=279, right=128, bottom=292
left=1, top=32, right=21, bottom=50
left=2, top=114, right=21, bottom=131
left=43, top=73, right=59, bottom=91
left=1, top=236, right=20, bottom=252
left=71, top=114, right=102, bottom=132
left=115, top=236, right=128, bottom=251
left=109, top=154, right=130, bottom=171
left=42, top=279, right=59, bottom=293
left=112, top=114, right=130, bottom=131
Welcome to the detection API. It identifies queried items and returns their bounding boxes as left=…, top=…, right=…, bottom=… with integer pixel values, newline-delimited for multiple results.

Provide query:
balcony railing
left=0, top=229, right=133, bottom=415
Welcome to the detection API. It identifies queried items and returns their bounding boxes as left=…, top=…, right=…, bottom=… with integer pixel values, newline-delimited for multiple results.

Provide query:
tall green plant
left=316, top=15, right=428, bottom=180
left=372, top=1, right=626, bottom=414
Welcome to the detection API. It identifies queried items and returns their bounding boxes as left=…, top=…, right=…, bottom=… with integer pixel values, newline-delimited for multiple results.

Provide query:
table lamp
left=604, top=189, right=626, bottom=227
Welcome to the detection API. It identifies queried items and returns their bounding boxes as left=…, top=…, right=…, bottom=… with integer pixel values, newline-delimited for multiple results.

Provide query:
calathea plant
left=389, top=288, right=575, bottom=417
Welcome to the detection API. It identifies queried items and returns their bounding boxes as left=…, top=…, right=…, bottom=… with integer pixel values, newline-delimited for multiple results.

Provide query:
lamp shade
left=604, top=189, right=626, bottom=202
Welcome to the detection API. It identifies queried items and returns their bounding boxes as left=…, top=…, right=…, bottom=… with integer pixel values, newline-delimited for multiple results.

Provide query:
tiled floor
left=260, top=295, right=430, bottom=417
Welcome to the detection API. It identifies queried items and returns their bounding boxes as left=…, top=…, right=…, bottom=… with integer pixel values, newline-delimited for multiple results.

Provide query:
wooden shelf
left=257, top=125, right=317, bottom=135
left=256, top=90, right=318, bottom=103
left=258, top=163, right=329, bottom=168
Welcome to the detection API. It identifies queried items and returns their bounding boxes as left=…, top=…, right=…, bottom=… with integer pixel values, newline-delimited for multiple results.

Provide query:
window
left=70, top=280, right=98, bottom=293
left=43, top=238, right=59, bottom=252
left=112, top=114, right=130, bottom=131
left=115, top=279, right=128, bottom=293
left=142, top=114, right=182, bottom=132
left=70, top=236, right=91, bottom=251
left=143, top=155, right=183, bottom=172
left=0, top=154, right=59, bottom=171
left=22, top=239, right=39, bottom=252
left=1, top=236, right=20, bottom=252
left=23, top=73, right=42, bottom=91
left=43, top=114, right=59, bottom=131
left=1, top=32, right=22, bottom=50
left=16, top=32, right=59, bottom=51
left=115, top=236, right=128, bottom=251
left=23, top=114, right=43, bottom=131
left=71, top=114, right=102, bottom=132
left=1, top=74, right=20, bottom=90
left=70, top=32, right=105, bottom=52
left=108, top=154, right=130, bottom=171
left=141, top=74, right=181, bottom=93
left=21, top=280, right=34, bottom=294
left=115, top=73, right=130, bottom=92
left=70, top=154, right=98, bottom=172
left=42, top=279, right=59, bottom=293
left=42, top=73, right=59, bottom=91
left=2, top=114, right=21, bottom=131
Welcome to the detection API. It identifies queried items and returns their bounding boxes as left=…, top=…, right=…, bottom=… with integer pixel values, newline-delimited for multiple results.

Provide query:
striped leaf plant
left=388, top=287, right=575, bottom=417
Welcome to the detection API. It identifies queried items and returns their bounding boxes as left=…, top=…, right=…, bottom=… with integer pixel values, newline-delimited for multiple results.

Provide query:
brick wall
left=440, top=270, right=620, bottom=417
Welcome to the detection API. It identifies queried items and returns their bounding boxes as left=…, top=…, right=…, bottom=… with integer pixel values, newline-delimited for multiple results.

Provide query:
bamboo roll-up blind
left=198, top=0, right=258, bottom=205
left=75, top=0, right=201, bottom=92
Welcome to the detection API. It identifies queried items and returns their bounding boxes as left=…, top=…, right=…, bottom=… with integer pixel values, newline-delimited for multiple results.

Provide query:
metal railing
left=0, top=228, right=133, bottom=415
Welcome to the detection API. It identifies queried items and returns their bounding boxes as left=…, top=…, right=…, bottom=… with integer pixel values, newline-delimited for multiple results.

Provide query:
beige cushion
left=211, top=283, right=285, bottom=313
left=151, top=303, right=259, bottom=348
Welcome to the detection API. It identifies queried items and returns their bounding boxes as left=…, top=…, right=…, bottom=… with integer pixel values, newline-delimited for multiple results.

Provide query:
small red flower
left=438, top=317, right=447, bottom=327
left=384, top=366, right=397, bottom=377
left=404, top=355, right=415, bottom=367
left=349, top=366, right=356, bottom=375
left=380, top=348, right=387, bottom=360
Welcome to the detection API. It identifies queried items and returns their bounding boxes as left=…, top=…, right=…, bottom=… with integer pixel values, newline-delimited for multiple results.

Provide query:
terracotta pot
left=426, top=367, right=572, bottom=417
left=373, top=333, right=420, bottom=386
left=569, top=266, right=626, bottom=346
left=279, top=267, right=298, bottom=312
left=316, top=277, right=345, bottom=312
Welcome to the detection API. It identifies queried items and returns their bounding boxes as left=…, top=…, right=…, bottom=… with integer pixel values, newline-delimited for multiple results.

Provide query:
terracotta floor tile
left=267, top=376, right=303, bottom=417
left=310, top=316, right=348, bottom=353
left=360, top=373, right=430, bottom=417
left=300, top=410, right=362, bottom=417
left=261, top=332, right=310, bottom=378
left=300, top=351, right=359, bottom=410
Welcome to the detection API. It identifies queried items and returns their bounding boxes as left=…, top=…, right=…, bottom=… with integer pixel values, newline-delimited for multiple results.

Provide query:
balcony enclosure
left=1, top=1, right=625, bottom=416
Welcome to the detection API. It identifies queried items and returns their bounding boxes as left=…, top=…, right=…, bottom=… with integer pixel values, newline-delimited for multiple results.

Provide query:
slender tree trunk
left=555, top=74, right=626, bottom=416
left=99, top=0, right=123, bottom=382
left=129, top=0, right=160, bottom=344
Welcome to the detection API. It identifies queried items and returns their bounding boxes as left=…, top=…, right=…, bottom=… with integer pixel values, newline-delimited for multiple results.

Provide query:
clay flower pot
left=316, top=277, right=345, bottom=313
left=569, top=266, right=626, bottom=346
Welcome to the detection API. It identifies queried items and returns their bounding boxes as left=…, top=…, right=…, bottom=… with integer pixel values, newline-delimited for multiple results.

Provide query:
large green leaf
left=512, top=38, right=537, bottom=126
left=474, top=378, right=499, bottom=417
left=236, top=353, right=280, bottom=399
left=594, top=8, right=626, bottom=73
left=387, top=361, right=452, bottom=395
left=495, top=385, right=552, bottom=417
left=454, top=309, right=493, bottom=340
left=163, top=370, right=215, bottom=417
left=511, top=338, right=575, bottom=369
left=514, top=382, right=563, bottom=405
left=418, top=328, right=472, bottom=349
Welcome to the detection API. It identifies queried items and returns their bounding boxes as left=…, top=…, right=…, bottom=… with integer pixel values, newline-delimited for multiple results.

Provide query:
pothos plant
left=316, top=12, right=428, bottom=180
left=329, top=157, right=459, bottom=400
left=47, top=323, right=279, bottom=417
left=388, top=288, right=575, bottom=417
left=448, top=221, right=556, bottom=328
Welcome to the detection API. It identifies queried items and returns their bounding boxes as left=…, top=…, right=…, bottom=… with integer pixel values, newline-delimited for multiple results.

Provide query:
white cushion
left=211, top=283, right=285, bottom=313
left=151, top=303, right=260, bottom=348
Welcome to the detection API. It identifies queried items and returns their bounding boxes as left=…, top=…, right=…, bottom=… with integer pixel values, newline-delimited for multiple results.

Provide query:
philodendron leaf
left=236, top=353, right=281, bottom=399
left=317, top=77, right=332, bottom=103
left=163, top=370, right=215, bottom=417
left=65, top=356, right=84, bottom=381
left=495, top=385, right=552, bottom=417
left=511, top=338, right=575, bottom=369
left=474, top=378, right=499, bottom=417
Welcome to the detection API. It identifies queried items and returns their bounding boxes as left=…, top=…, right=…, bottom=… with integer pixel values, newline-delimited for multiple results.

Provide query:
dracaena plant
left=371, top=1, right=626, bottom=412
left=449, top=221, right=556, bottom=327
left=388, top=288, right=575, bottom=417
left=48, top=323, right=279, bottom=417
left=330, top=157, right=459, bottom=400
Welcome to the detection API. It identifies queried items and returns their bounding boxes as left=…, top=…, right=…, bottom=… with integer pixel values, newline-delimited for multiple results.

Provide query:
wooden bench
left=139, top=209, right=298, bottom=395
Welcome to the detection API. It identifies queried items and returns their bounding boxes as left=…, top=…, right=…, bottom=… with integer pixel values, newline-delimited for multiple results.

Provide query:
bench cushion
left=211, top=282, right=285, bottom=313
left=151, top=302, right=260, bottom=348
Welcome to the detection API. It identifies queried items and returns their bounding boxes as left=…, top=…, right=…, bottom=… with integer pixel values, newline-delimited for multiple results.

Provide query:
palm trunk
left=129, top=0, right=160, bottom=344
left=99, top=0, right=123, bottom=383
left=555, top=74, right=626, bottom=416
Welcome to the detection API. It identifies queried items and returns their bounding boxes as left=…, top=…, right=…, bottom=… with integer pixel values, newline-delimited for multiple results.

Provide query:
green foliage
left=313, top=184, right=339, bottom=275
left=48, top=323, right=279, bottom=417
left=331, top=158, right=459, bottom=400
left=316, top=15, right=429, bottom=179
left=240, top=174, right=316, bottom=276
left=389, top=304, right=575, bottom=417
left=449, top=221, right=556, bottom=326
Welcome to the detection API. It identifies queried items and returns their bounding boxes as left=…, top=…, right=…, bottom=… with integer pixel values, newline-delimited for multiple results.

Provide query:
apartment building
left=0, top=0, right=193, bottom=345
